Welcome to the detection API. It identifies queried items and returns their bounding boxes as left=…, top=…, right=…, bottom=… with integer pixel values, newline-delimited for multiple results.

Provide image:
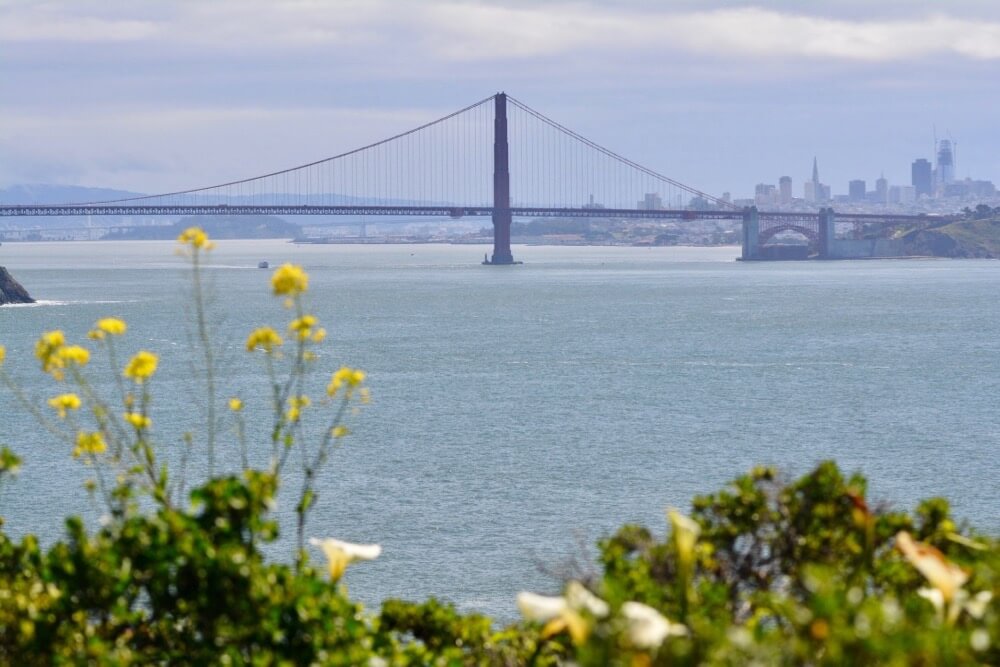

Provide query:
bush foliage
left=0, top=230, right=995, bottom=664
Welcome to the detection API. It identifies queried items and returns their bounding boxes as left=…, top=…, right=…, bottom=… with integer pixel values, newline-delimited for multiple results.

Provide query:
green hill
left=103, top=216, right=301, bottom=241
left=901, top=218, right=1000, bottom=258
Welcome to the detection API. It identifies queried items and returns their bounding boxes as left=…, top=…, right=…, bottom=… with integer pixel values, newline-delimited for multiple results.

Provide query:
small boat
left=258, top=261, right=269, bottom=269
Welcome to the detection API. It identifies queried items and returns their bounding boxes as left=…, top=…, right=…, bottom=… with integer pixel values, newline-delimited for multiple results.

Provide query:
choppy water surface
left=1, top=241, right=998, bottom=619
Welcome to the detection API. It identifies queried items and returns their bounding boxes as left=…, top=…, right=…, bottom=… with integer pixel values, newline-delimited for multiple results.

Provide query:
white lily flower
left=918, top=587, right=945, bottom=616
left=668, top=509, right=701, bottom=566
left=621, top=601, right=687, bottom=649
left=963, top=590, right=993, bottom=619
left=565, top=581, right=610, bottom=618
left=516, top=591, right=567, bottom=622
left=896, top=531, right=968, bottom=602
left=310, top=537, right=381, bottom=581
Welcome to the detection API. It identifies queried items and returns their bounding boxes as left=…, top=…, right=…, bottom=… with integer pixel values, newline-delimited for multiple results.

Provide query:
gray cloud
left=1, top=1, right=997, bottom=197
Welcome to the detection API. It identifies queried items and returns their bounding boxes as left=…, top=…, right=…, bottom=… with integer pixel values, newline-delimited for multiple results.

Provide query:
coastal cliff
left=0, top=266, right=35, bottom=305
left=901, top=219, right=1000, bottom=259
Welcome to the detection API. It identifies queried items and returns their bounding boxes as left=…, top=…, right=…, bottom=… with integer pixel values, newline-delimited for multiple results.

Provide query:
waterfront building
left=638, top=193, right=663, bottom=210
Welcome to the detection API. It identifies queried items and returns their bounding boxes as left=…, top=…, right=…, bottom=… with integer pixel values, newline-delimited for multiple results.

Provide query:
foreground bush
left=0, top=230, right=995, bottom=664
left=0, top=459, right=995, bottom=665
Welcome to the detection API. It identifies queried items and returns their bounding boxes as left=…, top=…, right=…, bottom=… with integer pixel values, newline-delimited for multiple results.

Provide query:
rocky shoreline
left=0, top=266, right=34, bottom=305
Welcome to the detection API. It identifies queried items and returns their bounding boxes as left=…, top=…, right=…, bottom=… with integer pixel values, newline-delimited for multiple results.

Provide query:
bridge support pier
left=741, top=206, right=760, bottom=260
left=486, top=92, right=516, bottom=265
left=818, top=207, right=835, bottom=259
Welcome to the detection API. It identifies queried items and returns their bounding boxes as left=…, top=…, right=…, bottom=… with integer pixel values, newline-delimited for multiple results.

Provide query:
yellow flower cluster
left=88, top=317, right=127, bottom=340
left=285, top=395, right=311, bottom=423
left=73, top=431, right=107, bottom=458
left=271, top=264, right=308, bottom=298
left=35, top=331, right=90, bottom=380
left=331, top=425, right=349, bottom=439
left=0, top=344, right=6, bottom=366
left=228, top=397, right=243, bottom=412
left=288, top=314, right=326, bottom=343
left=177, top=226, right=215, bottom=250
left=327, top=367, right=366, bottom=398
left=124, top=412, right=152, bottom=430
left=123, top=351, right=158, bottom=383
left=48, top=393, right=82, bottom=419
left=246, top=327, right=284, bottom=353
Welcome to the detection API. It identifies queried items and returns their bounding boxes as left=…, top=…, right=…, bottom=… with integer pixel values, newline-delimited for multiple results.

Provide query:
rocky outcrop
left=0, top=266, right=35, bottom=305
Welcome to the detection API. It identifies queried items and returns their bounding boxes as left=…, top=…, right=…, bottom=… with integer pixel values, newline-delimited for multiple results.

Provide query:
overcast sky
left=2, top=0, right=999, bottom=199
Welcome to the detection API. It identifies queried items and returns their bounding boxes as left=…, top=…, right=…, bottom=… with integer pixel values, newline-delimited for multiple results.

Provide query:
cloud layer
left=4, top=2, right=1000, bottom=61
left=2, top=1, right=998, bottom=196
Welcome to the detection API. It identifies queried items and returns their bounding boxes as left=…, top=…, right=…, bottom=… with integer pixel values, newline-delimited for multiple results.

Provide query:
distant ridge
left=0, top=184, right=145, bottom=205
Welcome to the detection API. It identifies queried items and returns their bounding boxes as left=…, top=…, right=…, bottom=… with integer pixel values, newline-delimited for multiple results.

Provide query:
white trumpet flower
left=310, top=537, right=381, bottom=582
left=621, top=601, right=688, bottom=649
left=516, top=592, right=568, bottom=622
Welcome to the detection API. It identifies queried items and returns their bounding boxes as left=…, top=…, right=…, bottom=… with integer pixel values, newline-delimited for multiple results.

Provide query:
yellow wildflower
left=89, top=317, right=127, bottom=340
left=123, top=351, right=158, bottom=382
left=0, top=344, right=5, bottom=365
left=123, top=412, right=152, bottom=429
left=57, top=345, right=90, bottom=367
left=271, top=263, right=308, bottom=298
left=312, top=328, right=327, bottom=343
left=289, top=314, right=319, bottom=341
left=73, top=431, right=107, bottom=458
left=331, top=425, right=349, bottom=438
left=228, top=397, right=243, bottom=412
left=326, top=367, right=366, bottom=397
left=48, top=393, right=82, bottom=418
left=246, top=327, right=283, bottom=353
left=35, top=330, right=66, bottom=377
left=177, top=226, right=214, bottom=250
left=285, top=395, right=311, bottom=423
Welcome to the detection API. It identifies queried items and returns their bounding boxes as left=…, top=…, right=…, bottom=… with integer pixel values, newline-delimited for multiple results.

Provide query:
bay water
left=1, top=240, right=998, bottom=619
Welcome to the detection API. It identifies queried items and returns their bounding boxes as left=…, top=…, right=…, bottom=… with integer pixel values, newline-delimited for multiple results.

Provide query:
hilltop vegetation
left=902, top=205, right=1000, bottom=258
left=102, top=215, right=301, bottom=241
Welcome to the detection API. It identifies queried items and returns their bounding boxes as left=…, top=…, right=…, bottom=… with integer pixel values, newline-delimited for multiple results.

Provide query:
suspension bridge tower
left=486, top=92, right=516, bottom=265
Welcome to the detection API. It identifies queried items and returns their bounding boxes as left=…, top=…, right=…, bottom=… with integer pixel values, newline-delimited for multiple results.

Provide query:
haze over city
left=2, top=0, right=999, bottom=200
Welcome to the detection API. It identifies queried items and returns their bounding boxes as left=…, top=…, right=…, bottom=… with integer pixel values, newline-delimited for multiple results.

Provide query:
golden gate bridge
left=0, top=93, right=948, bottom=262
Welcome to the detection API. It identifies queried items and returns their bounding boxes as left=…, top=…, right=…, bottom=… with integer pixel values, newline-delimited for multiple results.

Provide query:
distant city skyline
left=2, top=1, right=999, bottom=200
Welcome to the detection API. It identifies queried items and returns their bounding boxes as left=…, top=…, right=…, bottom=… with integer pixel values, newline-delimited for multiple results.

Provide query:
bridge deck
left=0, top=204, right=941, bottom=223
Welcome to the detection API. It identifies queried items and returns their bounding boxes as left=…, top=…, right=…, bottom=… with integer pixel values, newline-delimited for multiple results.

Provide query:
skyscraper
left=849, top=180, right=866, bottom=201
left=912, top=158, right=932, bottom=197
left=936, top=139, right=955, bottom=185
left=779, top=176, right=792, bottom=204
left=805, top=157, right=827, bottom=203
left=875, top=174, right=888, bottom=204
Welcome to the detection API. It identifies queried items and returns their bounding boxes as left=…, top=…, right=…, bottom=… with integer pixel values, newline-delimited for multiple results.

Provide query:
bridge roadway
left=0, top=203, right=938, bottom=224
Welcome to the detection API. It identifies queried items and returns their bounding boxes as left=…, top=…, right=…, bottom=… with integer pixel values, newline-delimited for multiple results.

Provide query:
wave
left=1, top=299, right=132, bottom=308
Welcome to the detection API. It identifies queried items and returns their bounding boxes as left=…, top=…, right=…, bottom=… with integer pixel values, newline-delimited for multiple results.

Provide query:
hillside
left=102, top=216, right=302, bottom=241
left=901, top=218, right=1000, bottom=258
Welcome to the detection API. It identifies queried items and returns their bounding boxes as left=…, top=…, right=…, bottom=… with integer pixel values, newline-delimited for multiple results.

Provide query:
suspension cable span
left=507, top=95, right=736, bottom=210
left=68, top=95, right=497, bottom=206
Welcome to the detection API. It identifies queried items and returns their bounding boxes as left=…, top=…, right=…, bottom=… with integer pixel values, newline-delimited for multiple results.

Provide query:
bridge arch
left=758, top=224, right=819, bottom=246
